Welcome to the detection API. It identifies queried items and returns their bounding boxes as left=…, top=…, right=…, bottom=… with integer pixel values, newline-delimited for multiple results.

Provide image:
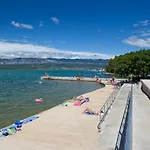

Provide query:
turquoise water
left=0, top=70, right=111, bottom=128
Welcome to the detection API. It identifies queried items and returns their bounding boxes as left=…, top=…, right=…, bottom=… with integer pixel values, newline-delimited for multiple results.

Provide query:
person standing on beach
left=111, top=76, right=115, bottom=85
left=45, top=72, right=49, bottom=76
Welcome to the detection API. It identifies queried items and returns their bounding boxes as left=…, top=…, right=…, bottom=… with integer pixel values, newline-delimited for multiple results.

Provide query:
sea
left=0, top=70, right=112, bottom=128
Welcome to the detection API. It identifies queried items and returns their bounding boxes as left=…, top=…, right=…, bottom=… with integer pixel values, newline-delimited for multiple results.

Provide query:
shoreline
left=28, top=83, right=106, bottom=117
left=37, top=84, right=105, bottom=116
left=0, top=83, right=105, bottom=130
left=0, top=84, right=114, bottom=150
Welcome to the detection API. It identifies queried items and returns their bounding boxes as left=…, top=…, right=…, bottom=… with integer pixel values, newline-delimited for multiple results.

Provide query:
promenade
left=1, top=80, right=150, bottom=150
left=97, top=84, right=131, bottom=150
left=0, top=85, right=114, bottom=150
left=132, top=82, right=150, bottom=150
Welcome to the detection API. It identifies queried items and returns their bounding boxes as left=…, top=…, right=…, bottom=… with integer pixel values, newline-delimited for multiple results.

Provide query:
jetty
left=41, top=76, right=106, bottom=82
left=41, top=76, right=125, bottom=85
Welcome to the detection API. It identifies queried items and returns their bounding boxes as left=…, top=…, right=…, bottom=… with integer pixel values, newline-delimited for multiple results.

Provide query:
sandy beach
left=0, top=85, right=114, bottom=150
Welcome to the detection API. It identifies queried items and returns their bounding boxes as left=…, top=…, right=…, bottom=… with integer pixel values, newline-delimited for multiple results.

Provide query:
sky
left=0, top=0, right=150, bottom=59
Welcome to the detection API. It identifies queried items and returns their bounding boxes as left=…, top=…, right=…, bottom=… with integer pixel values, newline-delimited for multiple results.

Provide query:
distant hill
left=0, top=58, right=109, bottom=70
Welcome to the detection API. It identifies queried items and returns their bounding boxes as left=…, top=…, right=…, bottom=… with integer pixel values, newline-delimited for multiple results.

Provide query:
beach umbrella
left=14, top=120, right=23, bottom=130
left=14, top=120, right=22, bottom=125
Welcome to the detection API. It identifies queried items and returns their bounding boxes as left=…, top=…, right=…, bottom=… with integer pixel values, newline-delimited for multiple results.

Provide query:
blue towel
left=22, top=116, right=39, bottom=125
left=0, top=116, right=39, bottom=137
left=85, top=112, right=95, bottom=115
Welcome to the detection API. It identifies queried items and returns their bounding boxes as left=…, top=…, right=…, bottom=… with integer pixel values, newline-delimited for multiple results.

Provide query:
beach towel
left=22, top=116, right=39, bottom=125
left=1, top=127, right=17, bottom=136
left=61, top=101, right=74, bottom=106
left=0, top=124, right=16, bottom=137
left=74, top=99, right=88, bottom=106
left=74, top=101, right=81, bottom=106
left=0, top=116, right=39, bottom=137
left=7, top=127, right=17, bottom=135
left=85, top=112, right=95, bottom=115
left=0, top=131, right=3, bottom=137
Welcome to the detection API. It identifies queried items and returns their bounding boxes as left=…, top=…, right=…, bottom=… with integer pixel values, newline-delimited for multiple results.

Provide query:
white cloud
left=11, top=21, right=33, bottom=29
left=140, top=20, right=149, bottom=26
left=50, top=17, right=60, bottom=24
left=0, top=41, right=114, bottom=59
left=0, top=39, right=8, bottom=42
left=39, top=21, right=44, bottom=27
left=134, top=29, right=150, bottom=37
left=0, top=39, right=28, bottom=43
left=123, top=36, right=150, bottom=47
left=133, top=20, right=150, bottom=27
left=11, top=21, right=20, bottom=27
left=140, top=29, right=150, bottom=37
left=0, top=41, right=56, bottom=53
left=141, top=33, right=150, bottom=37
left=133, top=24, right=139, bottom=27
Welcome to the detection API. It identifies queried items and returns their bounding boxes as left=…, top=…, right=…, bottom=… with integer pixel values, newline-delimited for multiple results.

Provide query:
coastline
left=37, top=83, right=105, bottom=116
left=0, top=84, right=114, bottom=150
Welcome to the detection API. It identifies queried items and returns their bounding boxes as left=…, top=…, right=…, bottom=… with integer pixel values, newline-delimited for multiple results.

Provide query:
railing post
left=106, top=99, right=108, bottom=112
left=103, top=104, right=105, bottom=116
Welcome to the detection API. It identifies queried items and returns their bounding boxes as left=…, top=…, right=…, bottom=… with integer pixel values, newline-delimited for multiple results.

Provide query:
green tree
left=106, top=49, right=150, bottom=81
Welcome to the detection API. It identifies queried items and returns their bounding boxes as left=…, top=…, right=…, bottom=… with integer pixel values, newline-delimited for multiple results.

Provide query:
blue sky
left=0, top=0, right=150, bottom=59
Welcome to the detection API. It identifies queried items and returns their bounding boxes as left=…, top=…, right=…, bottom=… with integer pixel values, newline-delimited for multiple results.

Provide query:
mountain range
left=0, top=58, right=109, bottom=70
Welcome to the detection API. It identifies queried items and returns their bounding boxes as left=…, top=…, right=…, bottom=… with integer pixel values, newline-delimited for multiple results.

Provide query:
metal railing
left=97, top=87, right=120, bottom=132
left=124, top=85, right=132, bottom=150
left=114, top=88, right=132, bottom=150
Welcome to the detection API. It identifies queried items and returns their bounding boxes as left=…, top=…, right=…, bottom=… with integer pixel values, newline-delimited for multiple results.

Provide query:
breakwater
left=41, top=76, right=125, bottom=85
left=41, top=76, right=112, bottom=85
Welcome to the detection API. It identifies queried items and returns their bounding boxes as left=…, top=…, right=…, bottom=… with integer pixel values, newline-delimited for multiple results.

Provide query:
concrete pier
left=41, top=76, right=99, bottom=81
left=41, top=76, right=124, bottom=85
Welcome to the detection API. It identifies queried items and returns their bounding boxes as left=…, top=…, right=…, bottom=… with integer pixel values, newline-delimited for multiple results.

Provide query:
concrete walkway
left=132, top=84, right=150, bottom=150
left=0, top=85, right=114, bottom=150
left=1, top=83, right=140, bottom=150
left=97, top=84, right=131, bottom=150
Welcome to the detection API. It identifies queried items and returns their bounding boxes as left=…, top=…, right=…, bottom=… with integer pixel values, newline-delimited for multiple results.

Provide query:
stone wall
left=141, top=80, right=150, bottom=99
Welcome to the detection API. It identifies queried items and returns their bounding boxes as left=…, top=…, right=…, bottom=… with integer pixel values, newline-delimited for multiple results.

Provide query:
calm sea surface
left=0, top=70, right=112, bottom=128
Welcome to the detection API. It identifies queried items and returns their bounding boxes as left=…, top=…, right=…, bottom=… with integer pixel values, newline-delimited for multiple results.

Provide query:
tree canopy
left=105, top=49, right=150, bottom=81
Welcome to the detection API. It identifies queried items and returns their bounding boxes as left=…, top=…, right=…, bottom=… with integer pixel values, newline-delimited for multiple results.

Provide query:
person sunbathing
left=84, top=97, right=89, bottom=102
left=82, top=108, right=99, bottom=115
left=67, top=99, right=75, bottom=102
left=77, top=96, right=84, bottom=101
left=64, top=97, right=77, bottom=103
left=77, top=96, right=89, bottom=102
